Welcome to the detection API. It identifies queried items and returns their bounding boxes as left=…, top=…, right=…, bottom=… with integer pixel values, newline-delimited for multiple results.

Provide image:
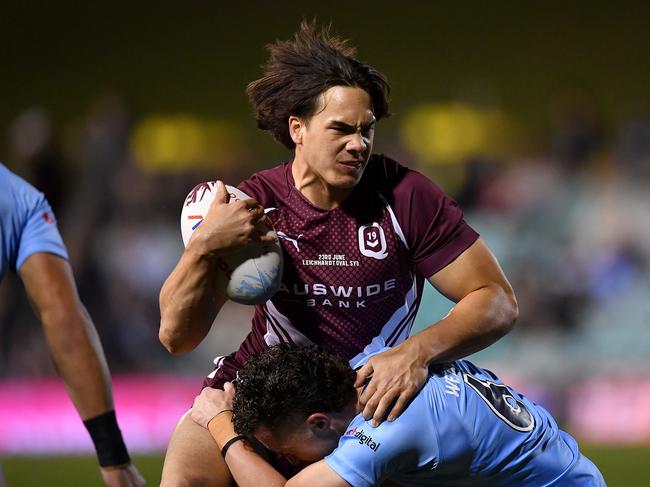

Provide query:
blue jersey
left=327, top=352, right=605, bottom=486
left=0, top=163, right=68, bottom=279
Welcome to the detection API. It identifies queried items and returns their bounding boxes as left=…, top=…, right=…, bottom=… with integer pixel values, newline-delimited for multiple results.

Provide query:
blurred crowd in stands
left=1, top=95, right=649, bottom=387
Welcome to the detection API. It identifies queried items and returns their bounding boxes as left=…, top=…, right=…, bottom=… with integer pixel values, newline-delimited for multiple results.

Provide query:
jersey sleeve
left=237, top=175, right=269, bottom=206
left=15, top=187, right=68, bottom=271
left=388, top=161, right=479, bottom=278
left=324, top=410, right=438, bottom=487
left=237, top=163, right=291, bottom=209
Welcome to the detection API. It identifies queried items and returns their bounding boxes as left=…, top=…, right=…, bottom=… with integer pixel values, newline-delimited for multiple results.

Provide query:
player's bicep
left=427, top=238, right=514, bottom=302
left=286, top=460, right=351, bottom=487
left=19, top=252, right=79, bottom=318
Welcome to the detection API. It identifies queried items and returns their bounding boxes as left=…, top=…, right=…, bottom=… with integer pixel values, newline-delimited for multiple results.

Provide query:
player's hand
left=354, top=341, right=429, bottom=427
left=191, top=383, right=236, bottom=428
left=100, top=463, right=146, bottom=487
left=189, top=180, right=275, bottom=256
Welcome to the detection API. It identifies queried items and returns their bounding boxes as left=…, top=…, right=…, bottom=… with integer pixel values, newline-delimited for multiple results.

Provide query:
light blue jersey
left=326, top=351, right=605, bottom=486
left=0, top=163, right=68, bottom=279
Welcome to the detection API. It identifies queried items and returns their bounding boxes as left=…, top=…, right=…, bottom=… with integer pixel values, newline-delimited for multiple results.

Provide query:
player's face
left=293, top=85, right=376, bottom=192
left=255, top=423, right=339, bottom=465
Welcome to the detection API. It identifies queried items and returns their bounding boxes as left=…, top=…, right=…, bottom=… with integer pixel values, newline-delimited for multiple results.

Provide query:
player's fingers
left=355, top=362, right=374, bottom=388
left=361, top=387, right=383, bottom=421
left=248, top=206, right=265, bottom=222
left=247, top=225, right=267, bottom=242
left=241, top=197, right=262, bottom=209
left=191, top=393, right=201, bottom=407
left=130, top=467, right=147, bottom=487
left=189, top=399, right=202, bottom=424
left=213, top=180, right=228, bottom=204
left=252, top=211, right=272, bottom=227
left=386, top=392, right=411, bottom=422
left=125, top=464, right=147, bottom=487
left=370, top=389, right=399, bottom=427
left=101, top=464, right=147, bottom=487
left=199, top=386, right=214, bottom=397
left=223, top=381, right=236, bottom=395
left=358, top=377, right=377, bottom=407
left=259, top=234, right=278, bottom=243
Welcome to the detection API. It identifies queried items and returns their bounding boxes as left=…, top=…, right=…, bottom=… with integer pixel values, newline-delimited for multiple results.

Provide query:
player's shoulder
left=364, top=369, right=439, bottom=437
left=339, top=395, right=439, bottom=462
left=238, top=161, right=291, bottom=207
left=0, top=163, right=44, bottom=215
left=453, top=359, right=501, bottom=383
left=0, top=163, right=13, bottom=206
left=364, top=154, right=448, bottom=203
left=334, top=414, right=413, bottom=462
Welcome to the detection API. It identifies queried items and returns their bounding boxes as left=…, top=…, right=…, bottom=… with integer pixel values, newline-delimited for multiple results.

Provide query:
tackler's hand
left=191, top=382, right=236, bottom=429
left=354, top=341, right=428, bottom=427
left=100, top=462, right=146, bottom=487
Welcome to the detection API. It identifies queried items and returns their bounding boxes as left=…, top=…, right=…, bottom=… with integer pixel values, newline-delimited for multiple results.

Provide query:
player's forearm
left=20, top=253, right=132, bottom=468
left=413, top=283, right=518, bottom=364
left=222, top=442, right=287, bottom=487
left=208, top=413, right=287, bottom=487
left=43, top=307, right=135, bottom=469
left=41, top=305, right=114, bottom=418
left=159, top=244, right=224, bottom=354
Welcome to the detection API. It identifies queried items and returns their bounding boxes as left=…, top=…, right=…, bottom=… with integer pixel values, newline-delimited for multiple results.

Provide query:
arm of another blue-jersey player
left=356, top=238, right=518, bottom=425
left=19, top=253, right=145, bottom=486
left=19, top=254, right=113, bottom=428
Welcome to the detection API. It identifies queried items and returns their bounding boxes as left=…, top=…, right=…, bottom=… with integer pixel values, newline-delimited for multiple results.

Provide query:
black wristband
left=83, top=410, right=131, bottom=467
left=220, top=435, right=247, bottom=458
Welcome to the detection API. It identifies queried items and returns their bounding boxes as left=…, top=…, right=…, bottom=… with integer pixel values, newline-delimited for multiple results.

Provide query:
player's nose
left=346, top=132, right=368, bottom=154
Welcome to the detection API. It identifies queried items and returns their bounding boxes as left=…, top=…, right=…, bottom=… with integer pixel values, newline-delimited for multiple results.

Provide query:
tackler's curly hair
left=232, top=345, right=357, bottom=435
left=246, top=20, right=391, bottom=150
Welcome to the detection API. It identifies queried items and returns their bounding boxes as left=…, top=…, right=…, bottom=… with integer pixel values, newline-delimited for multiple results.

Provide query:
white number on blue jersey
left=463, top=373, right=535, bottom=432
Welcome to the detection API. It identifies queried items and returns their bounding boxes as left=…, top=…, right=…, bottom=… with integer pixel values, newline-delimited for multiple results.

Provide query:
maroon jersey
left=205, top=155, right=478, bottom=387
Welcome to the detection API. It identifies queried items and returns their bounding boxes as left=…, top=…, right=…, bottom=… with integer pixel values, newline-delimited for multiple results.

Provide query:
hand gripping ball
left=180, top=182, right=283, bottom=305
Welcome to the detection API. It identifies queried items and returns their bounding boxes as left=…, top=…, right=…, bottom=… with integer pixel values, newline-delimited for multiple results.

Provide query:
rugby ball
left=180, top=181, right=283, bottom=305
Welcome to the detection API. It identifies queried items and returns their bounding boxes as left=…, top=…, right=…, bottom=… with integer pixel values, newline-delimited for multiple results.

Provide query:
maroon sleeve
left=237, top=163, right=290, bottom=208
left=388, top=161, right=479, bottom=278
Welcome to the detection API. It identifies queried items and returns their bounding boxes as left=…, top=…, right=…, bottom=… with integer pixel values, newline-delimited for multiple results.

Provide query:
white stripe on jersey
left=263, top=300, right=315, bottom=347
left=349, top=275, right=419, bottom=369
left=347, top=195, right=417, bottom=368
left=378, top=193, right=408, bottom=248
left=207, top=356, right=226, bottom=379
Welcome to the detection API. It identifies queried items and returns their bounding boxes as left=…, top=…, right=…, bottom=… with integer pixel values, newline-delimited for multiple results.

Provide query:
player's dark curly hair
left=246, top=20, right=391, bottom=150
left=232, top=345, right=357, bottom=435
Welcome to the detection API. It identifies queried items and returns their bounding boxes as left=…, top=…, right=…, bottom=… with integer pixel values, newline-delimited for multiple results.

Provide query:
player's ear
left=289, top=116, right=303, bottom=145
left=306, top=413, right=331, bottom=432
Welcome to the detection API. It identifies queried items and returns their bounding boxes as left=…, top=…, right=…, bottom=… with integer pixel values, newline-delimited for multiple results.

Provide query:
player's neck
left=291, top=159, right=354, bottom=210
left=332, top=402, right=359, bottom=435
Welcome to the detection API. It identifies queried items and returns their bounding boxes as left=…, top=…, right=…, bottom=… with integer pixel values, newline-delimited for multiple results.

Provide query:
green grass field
left=2, top=445, right=649, bottom=486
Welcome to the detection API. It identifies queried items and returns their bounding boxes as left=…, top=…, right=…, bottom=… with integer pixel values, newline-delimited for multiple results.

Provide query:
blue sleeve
left=324, top=398, right=439, bottom=486
left=6, top=170, right=68, bottom=271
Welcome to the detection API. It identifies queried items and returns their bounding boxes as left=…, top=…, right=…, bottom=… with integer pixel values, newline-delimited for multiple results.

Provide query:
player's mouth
left=337, top=160, right=365, bottom=173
